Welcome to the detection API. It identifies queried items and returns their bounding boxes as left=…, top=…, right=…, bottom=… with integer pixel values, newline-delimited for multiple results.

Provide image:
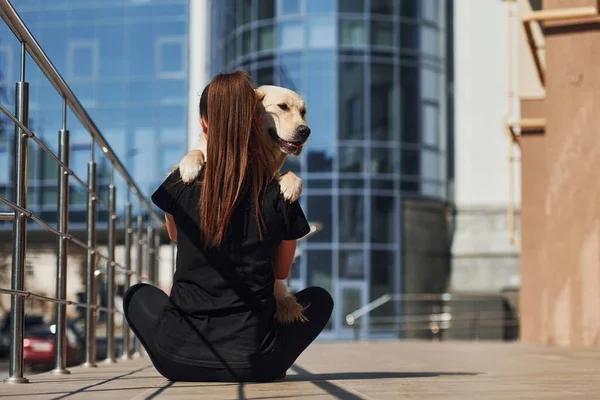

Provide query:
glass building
left=210, top=0, right=453, bottom=339
left=0, top=0, right=190, bottom=228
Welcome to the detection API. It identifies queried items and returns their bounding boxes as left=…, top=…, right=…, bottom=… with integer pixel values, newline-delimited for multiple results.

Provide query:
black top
left=151, top=169, right=310, bottom=368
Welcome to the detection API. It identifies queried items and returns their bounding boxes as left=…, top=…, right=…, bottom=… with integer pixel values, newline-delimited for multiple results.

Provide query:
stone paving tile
left=2, top=341, right=600, bottom=399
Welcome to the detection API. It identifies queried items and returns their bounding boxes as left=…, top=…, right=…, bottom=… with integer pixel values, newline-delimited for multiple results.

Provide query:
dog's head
left=256, top=85, right=310, bottom=156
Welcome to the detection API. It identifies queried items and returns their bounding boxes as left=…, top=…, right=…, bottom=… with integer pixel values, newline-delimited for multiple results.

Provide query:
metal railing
left=345, top=292, right=519, bottom=342
left=0, top=0, right=164, bottom=383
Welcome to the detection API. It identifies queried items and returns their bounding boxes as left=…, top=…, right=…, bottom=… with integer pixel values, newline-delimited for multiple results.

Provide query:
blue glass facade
left=0, top=0, right=189, bottom=227
left=211, top=0, right=451, bottom=338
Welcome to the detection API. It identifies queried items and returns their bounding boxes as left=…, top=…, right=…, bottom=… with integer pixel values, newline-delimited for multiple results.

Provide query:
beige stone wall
left=519, top=0, right=600, bottom=346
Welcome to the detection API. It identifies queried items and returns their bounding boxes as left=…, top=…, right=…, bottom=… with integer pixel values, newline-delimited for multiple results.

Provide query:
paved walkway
left=2, top=341, right=599, bottom=399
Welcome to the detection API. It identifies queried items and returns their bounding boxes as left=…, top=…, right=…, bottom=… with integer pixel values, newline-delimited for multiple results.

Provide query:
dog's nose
left=296, top=125, right=311, bottom=140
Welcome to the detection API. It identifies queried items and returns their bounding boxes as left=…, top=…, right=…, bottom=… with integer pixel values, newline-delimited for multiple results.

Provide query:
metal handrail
left=0, top=288, right=122, bottom=315
left=345, top=292, right=519, bottom=341
left=0, top=0, right=161, bottom=225
left=0, top=0, right=163, bottom=383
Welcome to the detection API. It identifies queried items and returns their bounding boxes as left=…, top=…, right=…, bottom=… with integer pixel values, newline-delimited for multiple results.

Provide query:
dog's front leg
left=278, top=171, right=303, bottom=203
left=274, top=279, right=307, bottom=324
left=178, top=149, right=205, bottom=184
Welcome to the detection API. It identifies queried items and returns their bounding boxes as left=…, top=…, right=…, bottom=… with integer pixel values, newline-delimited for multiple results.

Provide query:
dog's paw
left=179, top=150, right=205, bottom=184
left=278, top=171, right=302, bottom=203
left=275, top=295, right=308, bottom=324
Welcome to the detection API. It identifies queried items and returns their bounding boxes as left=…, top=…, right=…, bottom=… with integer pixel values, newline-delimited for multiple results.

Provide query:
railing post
left=154, top=232, right=161, bottom=287
left=147, top=226, right=155, bottom=285
left=52, top=99, right=71, bottom=375
left=121, top=203, right=132, bottom=360
left=104, top=184, right=117, bottom=364
left=5, top=43, right=30, bottom=384
left=132, top=215, right=144, bottom=358
left=82, top=161, right=97, bottom=368
left=136, top=215, right=144, bottom=284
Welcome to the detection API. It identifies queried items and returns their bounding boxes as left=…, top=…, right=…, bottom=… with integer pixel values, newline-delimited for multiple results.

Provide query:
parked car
left=0, top=313, right=83, bottom=368
left=0, top=313, right=46, bottom=358
left=23, top=323, right=81, bottom=370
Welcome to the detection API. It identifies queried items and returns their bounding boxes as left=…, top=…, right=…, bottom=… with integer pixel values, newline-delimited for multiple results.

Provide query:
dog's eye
left=300, top=110, right=306, bottom=118
left=278, top=103, right=289, bottom=111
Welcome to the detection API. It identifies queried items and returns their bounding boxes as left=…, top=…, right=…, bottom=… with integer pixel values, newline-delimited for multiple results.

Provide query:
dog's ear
left=255, top=87, right=266, bottom=102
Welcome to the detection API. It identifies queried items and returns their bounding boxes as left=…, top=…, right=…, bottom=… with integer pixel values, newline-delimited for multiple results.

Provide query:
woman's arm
left=273, top=240, right=297, bottom=280
left=165, top=213, right=177, bottom=242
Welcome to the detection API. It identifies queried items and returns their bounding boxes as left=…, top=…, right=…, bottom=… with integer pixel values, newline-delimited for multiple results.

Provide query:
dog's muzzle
left=268, top=127, right=308, bottom=155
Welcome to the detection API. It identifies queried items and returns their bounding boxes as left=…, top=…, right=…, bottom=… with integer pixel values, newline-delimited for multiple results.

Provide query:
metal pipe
left=51, top=98, right=70, bottom=376
left=104, top=185, right=117, bottom=364
left=154, top=233, right=161, bottom=287
left=0, top=0, right=163, bottom=226
left=136, top=215, right=144, bottom=284
left=132, top=215, right=144, bottom=358
left=0, top=287, right=123, bottom=313
left=147, top=226, right=155, bottom=285
left=5, top=43, right=29, bottom=384
left=0, top=211, right=14, bottom=220
left=82, top=161, right=97, bottom=368
left=121, top=203, right=132, bottom=360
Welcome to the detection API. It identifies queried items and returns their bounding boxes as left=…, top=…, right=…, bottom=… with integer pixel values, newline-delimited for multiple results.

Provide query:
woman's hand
left=274, top=240, right=297, bottom=280
left=165, top=213, right=177, bottom=242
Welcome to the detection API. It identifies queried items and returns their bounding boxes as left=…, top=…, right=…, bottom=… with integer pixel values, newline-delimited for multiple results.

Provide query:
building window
left=339, top=146, right=364, bottom=173
left=258, top=25, right=275, bottom=51
left=422, top=103, right=439, bottom=147
left=370, top=63, right=394, bottom=141
left=340, top=19, right=365, bottom=46
left=370, top=20, right=394, bottom=47
left=400, top=0, right=419, bottom=19
left=68, top=41, right=98, bottom=81
left=400, top=65, right=419, bottom=144
left=156, top=37, right=186, bottom=79
left=307, top=147, right=334, bottom=172
left=340, top=250, right=365, bottom=279
left=400, top=22, right=419, bottom=50
left=420, top=68, right=438, bottom=101
left=258, top=0, right=275, bottom=20
left=280, top=0, right=300, bottom=15
left=421, top=149, right=439, bottom=180
left=371, top=147, right=394, bottom=174
left=371, top=0, right=394, bottom=15
left=0, top=44, right=13, bottom=86
left=278, top=20, right=305, bottom=50
left=339, top=195, right=364, bottom=243
left=421, top=0, right=439, bottom=24
left=339, top=0, right=364, bottom=13
left=307, top=0, right=335, bottom=13
left=306, top=195, right=333, bottom=243
left=339, top=62, right=364, bottom=140
left=307, top=249, right=333, bottom=300
left=308, top=16, right=336, bottom=48
left=420, top=25, right=439, bottom=56
left=371, top=196, right=395, bottom=243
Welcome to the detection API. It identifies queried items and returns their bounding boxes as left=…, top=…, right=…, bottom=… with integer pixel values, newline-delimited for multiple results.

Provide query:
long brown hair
left=198, top=71, right=272, bottom=248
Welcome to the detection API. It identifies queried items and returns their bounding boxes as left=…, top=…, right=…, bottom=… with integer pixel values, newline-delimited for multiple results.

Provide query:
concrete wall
left=451, top=0, right=521, bottom=292
left=519, top=0, right=600, bottom=347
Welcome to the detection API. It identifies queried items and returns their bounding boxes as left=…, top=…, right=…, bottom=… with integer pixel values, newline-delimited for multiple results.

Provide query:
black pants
left=123, top=283, right=333, bottom=382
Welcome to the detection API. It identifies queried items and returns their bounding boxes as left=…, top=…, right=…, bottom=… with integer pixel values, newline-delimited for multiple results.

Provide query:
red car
left=23, top=324, right=81, bottom=370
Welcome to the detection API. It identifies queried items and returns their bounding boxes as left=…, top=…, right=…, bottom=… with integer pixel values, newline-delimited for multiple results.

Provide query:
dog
left=179, top=85, right=311, bottom=324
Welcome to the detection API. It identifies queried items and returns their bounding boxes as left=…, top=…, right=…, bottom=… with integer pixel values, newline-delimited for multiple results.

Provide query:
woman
left=123, top=71, right=333, bottom=382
